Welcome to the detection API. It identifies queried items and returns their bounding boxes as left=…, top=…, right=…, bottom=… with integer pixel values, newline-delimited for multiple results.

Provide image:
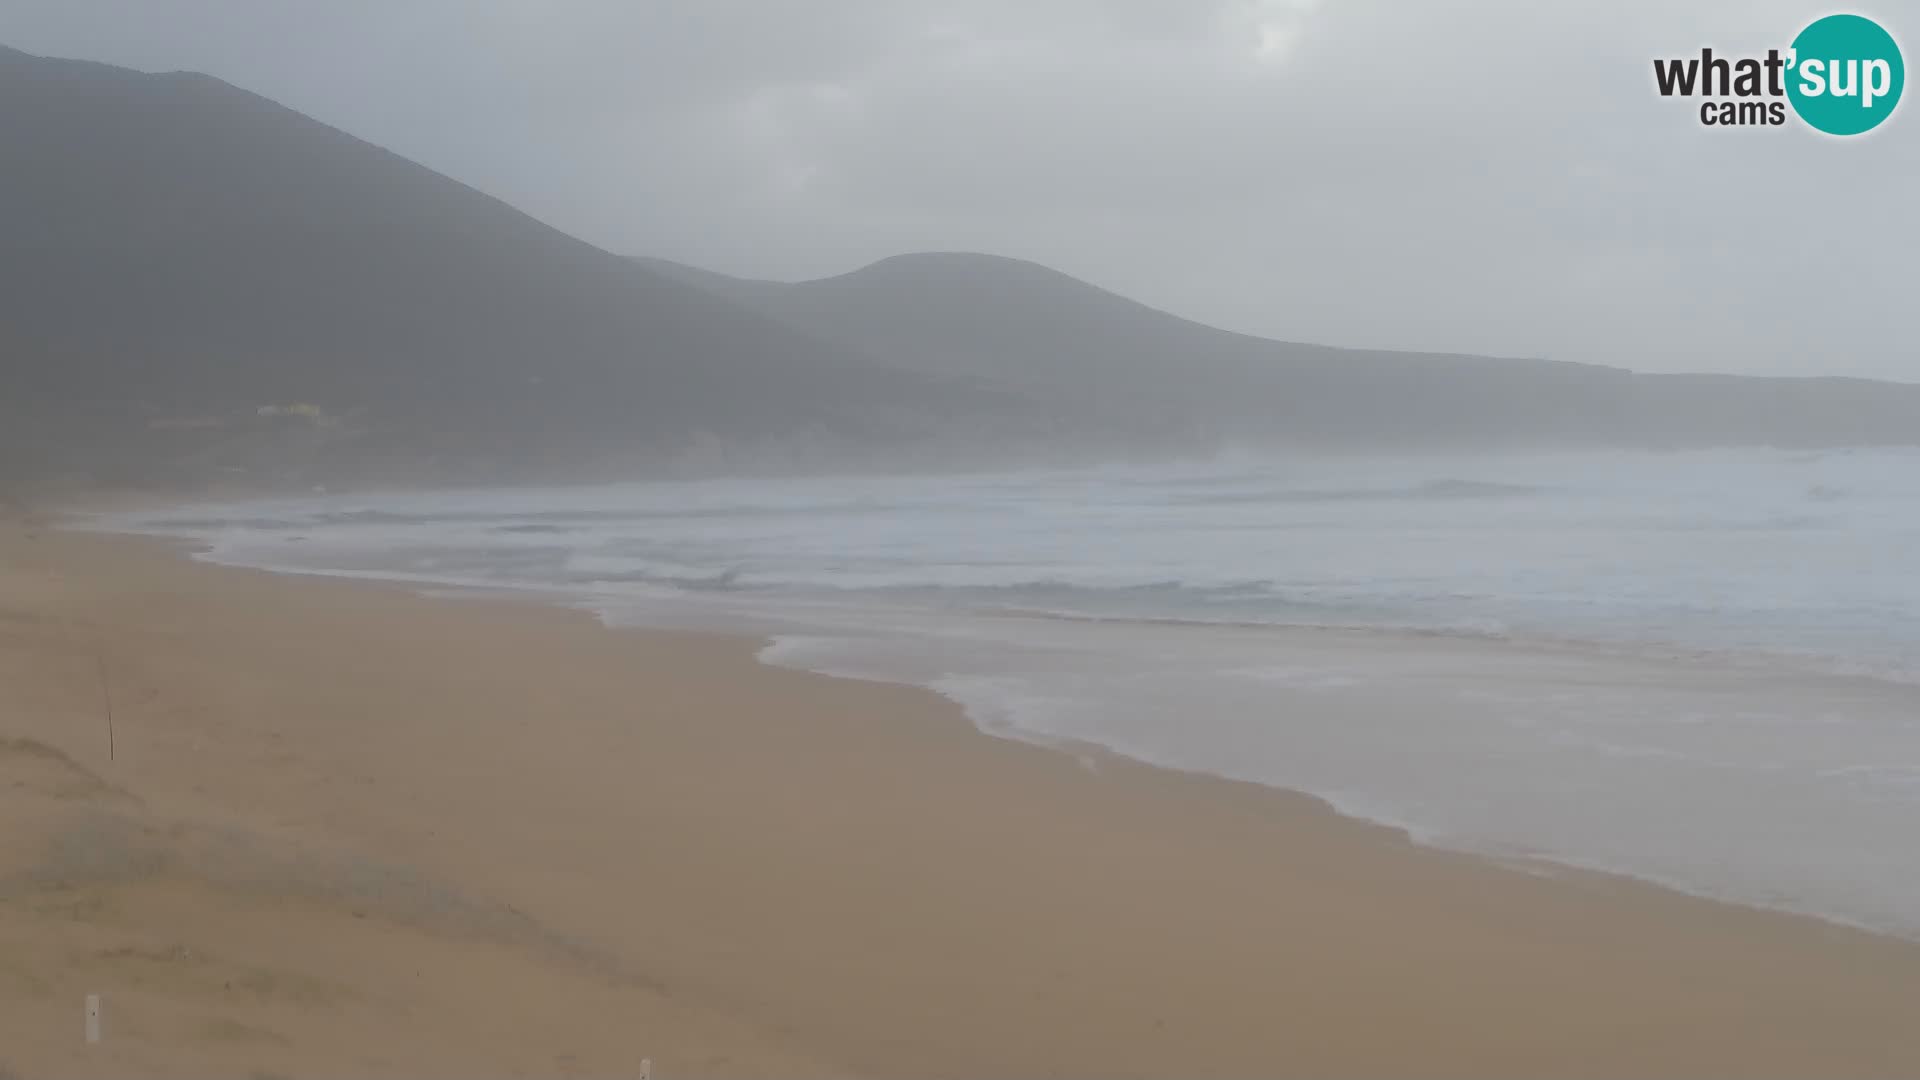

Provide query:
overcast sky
left=5, top=0, right=1916, bottom=378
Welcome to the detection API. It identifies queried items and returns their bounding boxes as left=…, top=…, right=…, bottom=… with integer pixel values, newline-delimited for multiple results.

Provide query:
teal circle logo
left=1787, top=14, right=1904, bottom=135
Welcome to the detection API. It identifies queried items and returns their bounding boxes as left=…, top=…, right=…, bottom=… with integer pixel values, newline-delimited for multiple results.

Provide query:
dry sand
left=6, top=515, right=1920, bottom=1078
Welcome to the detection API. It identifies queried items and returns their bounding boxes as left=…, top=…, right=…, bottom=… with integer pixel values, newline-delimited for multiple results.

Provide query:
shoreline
left=741, top=601, right=1920, bottom=943
left=139, top=526, right=1920, bottom=942
left=9, top=517, right=1920, bottom=1076
left=52, top=510, right=1920, bottom=927
left=777, top=640, right=1920, bottom=946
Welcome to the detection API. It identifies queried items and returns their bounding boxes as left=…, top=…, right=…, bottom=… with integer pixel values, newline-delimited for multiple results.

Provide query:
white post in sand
left=640, top=1059, right=652, bottom=1080
left=85, top=994, right=101, bottom=1044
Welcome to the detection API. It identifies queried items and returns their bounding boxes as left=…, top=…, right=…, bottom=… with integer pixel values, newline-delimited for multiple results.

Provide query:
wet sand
left=7, top=516, right=1920, bottom=1078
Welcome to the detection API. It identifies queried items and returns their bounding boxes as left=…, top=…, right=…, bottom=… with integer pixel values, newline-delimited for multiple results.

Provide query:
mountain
left=636, top=251, right=1920, bottom=450
left=4, top=40, right=1915, bottom=503
left=0, top=45, right=1021, bottom=494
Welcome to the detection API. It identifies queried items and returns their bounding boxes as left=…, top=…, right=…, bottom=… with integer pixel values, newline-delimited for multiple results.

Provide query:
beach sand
left=7, top=515, right=1920, bottom=1078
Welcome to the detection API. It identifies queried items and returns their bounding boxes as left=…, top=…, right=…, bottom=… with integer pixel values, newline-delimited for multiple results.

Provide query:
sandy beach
left=7, top=515, right=1920, bottom=1078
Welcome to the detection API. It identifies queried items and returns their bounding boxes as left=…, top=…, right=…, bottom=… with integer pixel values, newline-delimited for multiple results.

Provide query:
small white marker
left=85, top=994, right=101, bottom=1044
left=640, top=1059, right=651, bottom=1080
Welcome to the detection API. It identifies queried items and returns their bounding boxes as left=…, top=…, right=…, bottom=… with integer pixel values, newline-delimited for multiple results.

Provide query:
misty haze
left=3, top=4, right=1919, bottom=1078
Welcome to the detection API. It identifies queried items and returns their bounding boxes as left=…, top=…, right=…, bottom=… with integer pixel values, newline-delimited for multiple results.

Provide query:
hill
left=0, top=45, right=1018, bottom=494
left=638, top=251, right=1920, bottom=450
left=4, top=40, right=1915, bottom=502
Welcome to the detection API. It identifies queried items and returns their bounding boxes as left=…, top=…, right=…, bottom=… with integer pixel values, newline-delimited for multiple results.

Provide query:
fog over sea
left=110, top=449, right=1920, bottom=937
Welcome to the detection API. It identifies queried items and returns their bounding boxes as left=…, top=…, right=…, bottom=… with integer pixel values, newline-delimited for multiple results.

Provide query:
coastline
left=9, top=518, right=1920, bottom=1077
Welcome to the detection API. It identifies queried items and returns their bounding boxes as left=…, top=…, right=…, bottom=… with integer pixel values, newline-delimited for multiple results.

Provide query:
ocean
left=105, top=448, right=1920, bottom=937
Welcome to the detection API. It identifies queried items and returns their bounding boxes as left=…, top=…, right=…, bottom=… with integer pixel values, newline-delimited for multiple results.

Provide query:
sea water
left=104, top=449, right=1920, bottom=936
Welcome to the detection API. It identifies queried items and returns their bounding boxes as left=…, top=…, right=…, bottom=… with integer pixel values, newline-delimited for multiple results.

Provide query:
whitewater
left=104, top=448, right=1920, bottom=937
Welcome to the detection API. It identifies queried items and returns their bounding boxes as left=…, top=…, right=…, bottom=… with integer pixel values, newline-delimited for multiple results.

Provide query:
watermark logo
left=1788, top=14, right=1904, bottom=133
left=1654, top=13, right=1904, bottom=135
